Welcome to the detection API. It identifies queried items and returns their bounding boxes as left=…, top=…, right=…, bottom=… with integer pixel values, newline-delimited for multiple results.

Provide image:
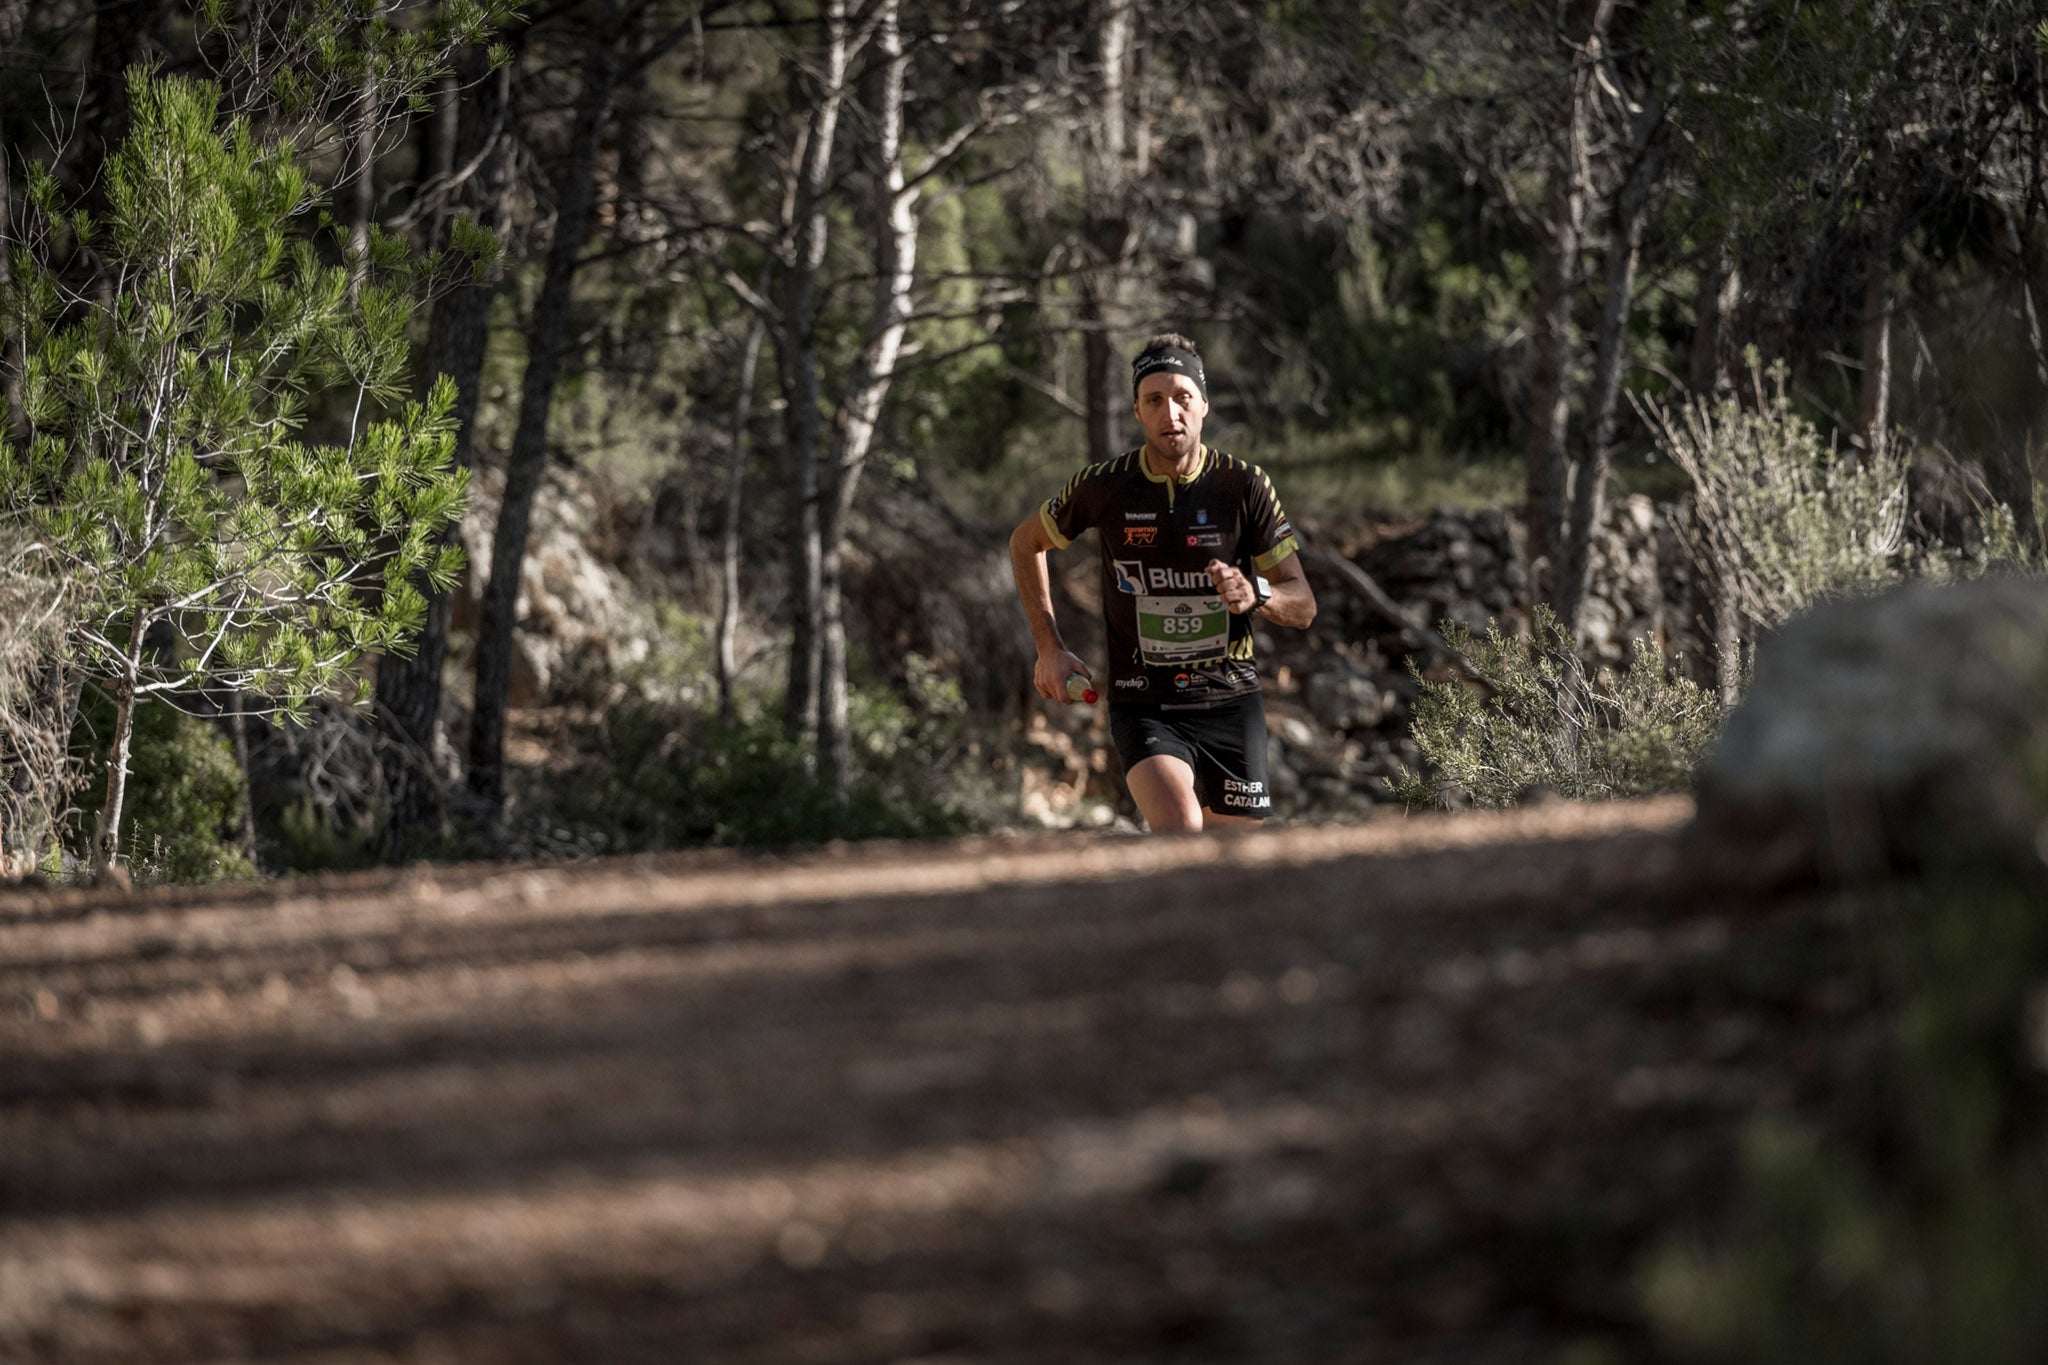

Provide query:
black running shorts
left=1108, top=692, right=1272, bottom=819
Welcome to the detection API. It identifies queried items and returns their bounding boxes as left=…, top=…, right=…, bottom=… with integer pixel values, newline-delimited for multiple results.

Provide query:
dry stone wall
left=1241, top=495, right=1705, bottom=821
left=451, top=466, right=1710, bottom=830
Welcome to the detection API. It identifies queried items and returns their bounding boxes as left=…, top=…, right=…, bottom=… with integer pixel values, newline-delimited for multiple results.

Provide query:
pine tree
left=0, top=72, right=469, bottom=870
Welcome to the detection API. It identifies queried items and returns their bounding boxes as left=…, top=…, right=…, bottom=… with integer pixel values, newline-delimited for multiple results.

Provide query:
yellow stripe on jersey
left=1038, top=501, right=1070, bottom=550
left=1043, top=450, right=1148, bottom=546
left=1254, top=535, right=1301, bottom=572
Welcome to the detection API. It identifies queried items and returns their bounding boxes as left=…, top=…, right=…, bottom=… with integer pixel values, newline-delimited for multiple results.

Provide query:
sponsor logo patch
left=1124, top=526, right=1159, bottom=547
left=1145, top=565, right=1210, bottom=592
left=1113, top=560, right=1146, bottom=594
left=1124, top=511, right=1158, bottom=522
left=1115, top=676, right=1148, bottom=691
left=1174, top=672, right=1192, bottom=691
left=1186, top=531, right=1224, bottom=548
left=1196, top=510, right=1209, bottom=525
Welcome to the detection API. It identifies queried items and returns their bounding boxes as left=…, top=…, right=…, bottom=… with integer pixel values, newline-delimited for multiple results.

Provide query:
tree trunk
left=376, top=48, right=511, bottom=846
left=716, top=307, right=767, bottom=725
left=1078, top=0, right=1134, bottom=466
left=1709, top=552, right=1743, bottom=707
left=1559, top=110, right=1663, bottom=636
left=420, top=71, right=459, bottom=251
left=775, top=0, right=850, bottom=750
left=468, top=21, right=620, bottom=809
left=229, top=692, right=259, bottom=865
left=816, top=0, right=917, bottom=795
left=1688, top=246, right=1741, bottom=398
left=0, top=0, right=25, bottom=428
left=345, top=4, right=384, bottom=301
left=77, top=0, right=164, bottom=201
left=1856, top=221, right=1894, bottom=464
left=1993, top=199, right=2045, bottom=550
left=1525, top=0, right=1614, bottom=586
left=93, top=619, right=148, bottom=871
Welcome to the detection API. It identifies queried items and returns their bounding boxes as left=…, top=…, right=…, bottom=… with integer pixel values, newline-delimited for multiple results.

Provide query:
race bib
left=1136, top=594, right=1228, bottom=664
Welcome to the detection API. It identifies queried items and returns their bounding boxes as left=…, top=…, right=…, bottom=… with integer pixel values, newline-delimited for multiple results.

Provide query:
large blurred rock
left=455, top=466, right=665, bottom=709
left=1692, top=575, right=2048, bottom=885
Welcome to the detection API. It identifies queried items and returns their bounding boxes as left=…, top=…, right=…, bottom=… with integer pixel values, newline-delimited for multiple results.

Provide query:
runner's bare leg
left=1125, top=755, right=1204, bottom=832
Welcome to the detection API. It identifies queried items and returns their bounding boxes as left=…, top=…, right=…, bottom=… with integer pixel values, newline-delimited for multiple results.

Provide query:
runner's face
left=1135, top=373, right=1206, bottom=463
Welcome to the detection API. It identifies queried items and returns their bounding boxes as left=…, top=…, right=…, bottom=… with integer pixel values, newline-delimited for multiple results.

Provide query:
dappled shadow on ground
left=0, top=801, right=1851, bottom=1363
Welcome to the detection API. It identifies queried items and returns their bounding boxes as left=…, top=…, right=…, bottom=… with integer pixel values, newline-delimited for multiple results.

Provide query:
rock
left=1906, top=457, right=1995, bottom=554
left=459, top=465, right=676, bottom=710
left=1304, top=653, right=1388, bottom=732
left=1575, top=596, right=1619, bottom=658
left=1691, top=575, right=2048, bottom=886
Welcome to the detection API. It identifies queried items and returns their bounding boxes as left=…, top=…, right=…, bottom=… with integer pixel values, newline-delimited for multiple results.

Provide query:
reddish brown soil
left=0, top=800, right=1841, bottom=1363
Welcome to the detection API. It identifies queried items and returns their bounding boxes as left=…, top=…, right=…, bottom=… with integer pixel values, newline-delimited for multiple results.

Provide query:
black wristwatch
left=1251, top=575, right=1272, bottom=612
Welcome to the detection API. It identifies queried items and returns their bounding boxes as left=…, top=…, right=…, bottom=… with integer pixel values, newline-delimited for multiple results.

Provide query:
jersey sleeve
left=1244, top=463, right=1302, bottom=571
left=1038, top=461, right=1108, bottom=550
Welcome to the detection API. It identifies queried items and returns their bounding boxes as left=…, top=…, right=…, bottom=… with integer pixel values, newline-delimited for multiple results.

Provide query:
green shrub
left=1392, top=608, right=1724, bottom=808
left=1640, top=358, right=1909, bottom=631
left=529, top=675, right=975, bottom=854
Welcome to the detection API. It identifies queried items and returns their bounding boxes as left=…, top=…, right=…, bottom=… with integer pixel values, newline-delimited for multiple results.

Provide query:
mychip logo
left=1124, top=526, right=1158, bottom=547
left=1115, top=676, right=1148, bottom=691
left=1113, top=560, right=1146, bottom=594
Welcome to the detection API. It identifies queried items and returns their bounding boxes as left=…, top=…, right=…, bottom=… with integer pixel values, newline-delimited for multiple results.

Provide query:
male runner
left=1009, top=333, right=1316, bottom=831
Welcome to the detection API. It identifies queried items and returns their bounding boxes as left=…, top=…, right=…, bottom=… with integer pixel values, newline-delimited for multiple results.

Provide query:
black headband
left=1131, top=346, right=1207, bottom=399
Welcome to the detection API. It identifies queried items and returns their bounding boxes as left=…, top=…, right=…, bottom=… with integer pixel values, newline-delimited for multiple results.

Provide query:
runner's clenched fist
left=1205, top=560, right=1258, bottom=614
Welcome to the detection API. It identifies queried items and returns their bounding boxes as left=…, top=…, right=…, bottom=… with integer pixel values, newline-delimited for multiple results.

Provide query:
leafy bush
left=528, top=673, right=976, bottom=854
left=70, top=697, right=256, bottom=883
left=1638, top=358, right=1909, bottom=631
left=1392, top=608, right=1724, bottom=808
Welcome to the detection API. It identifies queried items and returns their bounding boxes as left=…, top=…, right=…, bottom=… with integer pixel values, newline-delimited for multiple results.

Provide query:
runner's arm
left=1256, top=551, right=1316, bottom=629
left=1206, top=549, right=1315, bottom=628
left=1009, top=513, right=1093, bottom=701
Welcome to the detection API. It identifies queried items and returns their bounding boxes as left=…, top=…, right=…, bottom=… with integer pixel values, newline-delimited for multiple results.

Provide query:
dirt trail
left=0, top=799, right=1838, bottom=1363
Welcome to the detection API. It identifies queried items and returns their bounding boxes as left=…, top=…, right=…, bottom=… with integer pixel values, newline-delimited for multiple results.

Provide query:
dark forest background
left=3, top=0, right=2046, bottom=877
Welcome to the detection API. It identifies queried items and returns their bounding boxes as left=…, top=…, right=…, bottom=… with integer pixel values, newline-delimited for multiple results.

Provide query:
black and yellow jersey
left=1039, top=445, right=1301, bottom=708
